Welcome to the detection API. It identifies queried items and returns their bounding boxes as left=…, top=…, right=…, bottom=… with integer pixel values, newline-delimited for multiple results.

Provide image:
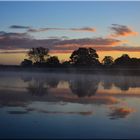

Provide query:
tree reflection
left=26, top=77, right=59, bottom=96
left=101, top=76, right=140, bottom=91
left=101, top=79, right=113, bottom=89
left=45, top=78, right=59, bottom=88
left=27, top=80, right=49, bottom=96
left=69, top=76, right=99, bottom=97
left=20, top=75, right=32, bottom=82
left=21, top=74, right=140, bottom=97
left=114, top=82, right=129, bottom=91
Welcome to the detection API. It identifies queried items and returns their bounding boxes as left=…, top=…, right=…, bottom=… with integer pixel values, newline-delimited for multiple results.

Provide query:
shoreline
left=0, top=66, right=140, bottom=76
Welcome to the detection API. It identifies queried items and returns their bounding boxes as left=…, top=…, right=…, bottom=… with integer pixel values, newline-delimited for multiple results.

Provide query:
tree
left=61, top=60, right=71, bottom=67
left=46, top=56, right=60, bottom=66
left=70, top=47, right=99, bottom=66
left=28, top=47, right=49, bottom=63
left=114, top=54, right=131, bottom=66
left=21, top=59, right=32, bottom=67
left=102, top=56, right=114, bottom=66
left=130, top=58, right=140, bottom=67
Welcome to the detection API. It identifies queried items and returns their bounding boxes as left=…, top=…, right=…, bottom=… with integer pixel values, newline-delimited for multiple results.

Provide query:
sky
left=0, top=1, right=140, bottom=65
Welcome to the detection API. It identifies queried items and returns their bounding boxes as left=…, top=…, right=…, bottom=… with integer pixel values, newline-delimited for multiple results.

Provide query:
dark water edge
left=0, top=66, right=140, bottom=76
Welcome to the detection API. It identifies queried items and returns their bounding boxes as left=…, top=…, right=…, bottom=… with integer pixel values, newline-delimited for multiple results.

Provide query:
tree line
left=21, top=47, right=140, bottom=68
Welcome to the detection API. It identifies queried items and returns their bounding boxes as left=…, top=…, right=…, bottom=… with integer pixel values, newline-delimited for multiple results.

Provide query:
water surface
left=0, top=72, right=140, bottom=139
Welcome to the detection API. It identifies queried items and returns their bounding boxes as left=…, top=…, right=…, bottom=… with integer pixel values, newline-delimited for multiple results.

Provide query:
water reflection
left=0, top=74, right=140, bottom=105
left=101, top=75, right=140, bottom=91
left=23, top=76, right=59, bottom=96
left=0, top=72, right=140, bottom=138
left=19, top=73, right=140, bottom=96
left=0, top=72, right=139, bottom=117
left=108, top=106, right=135, bottom=120
left=27, top=79, right=49, bottom=96
left=8, top=110, right=29, bottom=115
left=69, top=76, right=99, bottom=97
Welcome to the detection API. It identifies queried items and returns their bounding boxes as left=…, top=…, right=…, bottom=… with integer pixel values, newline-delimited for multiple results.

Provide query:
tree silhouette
left=102, top=56, right=114, bottom=66
left=28, top=47, right=49, bottom=63
left=46, top=56, right=60, bottom=66
left=70, top=48, right=99, bottom=66
left=21, top=59, right=32, bottom=67
left=61, top=60, right=71, bottom=67
left=21, top=47, right=140, bottom=68
left=130, top=58, right=140, bottom=67
left=114, top=54, right=131, bottom=66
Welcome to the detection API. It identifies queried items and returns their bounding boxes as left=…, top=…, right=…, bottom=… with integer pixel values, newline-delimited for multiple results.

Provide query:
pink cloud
left=110, top=24, right=138, bottom=37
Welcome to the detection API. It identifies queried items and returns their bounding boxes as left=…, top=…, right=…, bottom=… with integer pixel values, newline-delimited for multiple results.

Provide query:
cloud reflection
left=7, top=110, right=29, bottom=115
left=108, top=106, right=135, bottom=120
left=36, top=110, right=94, bottom=116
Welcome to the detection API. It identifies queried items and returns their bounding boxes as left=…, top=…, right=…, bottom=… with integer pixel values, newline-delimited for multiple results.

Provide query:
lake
left=0, top=71, right=140, bottom=139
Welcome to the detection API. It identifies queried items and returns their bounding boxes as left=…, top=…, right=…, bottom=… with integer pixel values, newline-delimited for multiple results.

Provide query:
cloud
left=0, top=31, right=29, bottom=39
left=46, top=36, right=69, bottom=40
left=0, top=31, right=140, bottom=52
left=55, top=37, right=123, bottom=47
left=110, top=24, right=138, bottom=37
left=88, top=46, right=140, bottom=52
left=27, top=28, right=57, bottom=32
left=27, top=27, right=96, bottom=33
left=70, top=27, right=96, bottom=32
left=10, top=25, right=31, bottom=29
left=0, top=32, right=123, bottom=50
left=53, top=38, right=127, bottom=52
left=0, top=31, right=32, bottom=49
left=0, top=49, right=28, bottom=54
left=105, top=46, right=140, bottom=52
left=0, top=31, right=59, bottom=50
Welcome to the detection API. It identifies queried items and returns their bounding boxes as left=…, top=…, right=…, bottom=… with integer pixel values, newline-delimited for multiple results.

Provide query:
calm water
left=0, top=72, right=140, bottom=139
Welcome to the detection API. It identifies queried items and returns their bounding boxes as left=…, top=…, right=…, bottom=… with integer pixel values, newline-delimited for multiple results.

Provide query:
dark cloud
left=0, top=50, right=28, bottom=54
left=10, top=25, right=31, bottom=29
left=69, top=27, right=96, bottom=32
left=0, top=31, right=29, bottom=39
left=0, top=31, right=60, bottom=50
left=46, top=36, right=67, bottom=39
left=0, top=31, right=140, bottom=52
left=106, top=46, right=140, bottom=52
left=55, top=37, right=122, bottom=46
left=0, top=31, right=123, bottom=50
left=27, top=28, right=54, bottom=32
left=27, top=27, right=96, bottom=33
left=110, top=24, right=138, bottom=37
